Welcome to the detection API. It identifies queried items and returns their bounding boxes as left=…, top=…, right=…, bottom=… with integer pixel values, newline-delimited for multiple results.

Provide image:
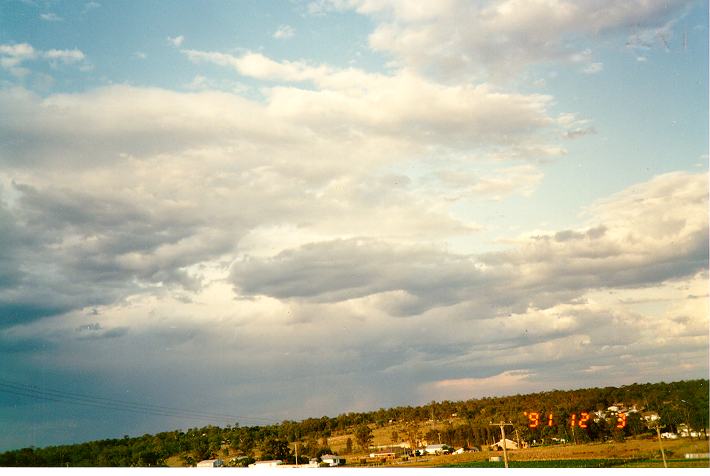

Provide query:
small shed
left=196, top=459, right=223, bottom=467
left=490, top=438, right=518, bottom=451
left=320, top=454, right=346, bottom=466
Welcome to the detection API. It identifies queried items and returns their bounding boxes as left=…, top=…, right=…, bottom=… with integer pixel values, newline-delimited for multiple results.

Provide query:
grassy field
left=447, top=458, right=710, bottom=468
left=165, top=418, right=709, bottom=468
left=350, top=436, right=710, bottom=468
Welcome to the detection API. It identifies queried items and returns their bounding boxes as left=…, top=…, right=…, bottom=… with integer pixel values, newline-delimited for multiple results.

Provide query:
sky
left=0, top=0, right=707, bottom=451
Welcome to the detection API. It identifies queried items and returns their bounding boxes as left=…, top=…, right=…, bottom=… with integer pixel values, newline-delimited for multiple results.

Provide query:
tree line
left=0, top=379, right=706, bottom=466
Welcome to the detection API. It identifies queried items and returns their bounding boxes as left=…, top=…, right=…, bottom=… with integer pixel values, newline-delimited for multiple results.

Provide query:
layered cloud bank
left=0, top=0, right=706, bottom=451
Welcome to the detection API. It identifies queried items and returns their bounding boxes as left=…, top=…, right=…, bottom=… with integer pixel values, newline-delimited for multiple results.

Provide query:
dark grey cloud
left=230, top=238, right=496, bottom=313
left=0, top=181, right=240, bottom=329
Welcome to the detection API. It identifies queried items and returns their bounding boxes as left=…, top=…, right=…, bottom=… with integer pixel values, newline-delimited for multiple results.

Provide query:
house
left=196, top=459, right=223, bottom=467
left=248, top=460, right=282, bottom=468
left=424, top=445, right=451, bottom=455
left=424, top=444, right=450, bottom=454
left=490, top=439, right=518, bottom=451
left=320, top=455, right=345, bottom=466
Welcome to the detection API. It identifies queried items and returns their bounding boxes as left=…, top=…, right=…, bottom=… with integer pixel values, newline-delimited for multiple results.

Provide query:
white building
left=320, top=455, right=345, bottom=466
left=196, top=459, right=223, bottom=467
left=424, top=444, right=451, bottom=454
left=490, top=439, right=519, bottom=450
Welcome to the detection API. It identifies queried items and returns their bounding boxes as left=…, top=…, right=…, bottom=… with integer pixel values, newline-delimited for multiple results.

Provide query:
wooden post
left=655, top=425, right=667, bottom=468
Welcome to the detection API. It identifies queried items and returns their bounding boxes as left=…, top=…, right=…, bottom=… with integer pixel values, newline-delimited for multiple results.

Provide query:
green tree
left=260, top=437, right=291, bottom=461
left=354, top=425, right=373, bottom=451
left=345, top=438, right=353, bottom=454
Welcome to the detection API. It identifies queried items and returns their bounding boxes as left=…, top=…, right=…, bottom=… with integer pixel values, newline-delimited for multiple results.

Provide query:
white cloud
left=40, top=12, right=63, bottom=22
left=0, top=0, right=706, bottom=452
left=230, top=171, right=708, bottom=318
left=0, top=43, right=88, bottom=76
left=167, top=35, right=184, bottom=47
left=183, top=49, right=563, bottom=150
left=43, top=49, right=85, bottom=63
left=0, top=43, right=37, bottom=76
left=273, top=24, right=295, bottom=39
left=318, top=0, right=695, bottom=79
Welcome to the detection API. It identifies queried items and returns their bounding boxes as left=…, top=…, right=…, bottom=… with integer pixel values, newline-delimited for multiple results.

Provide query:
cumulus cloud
left=0, top=43, right=87, bottom=76
left=0, top=86, right=304, bottom=167
left=167, top=35, right=184, bottom=47
left=313, top=0, right=695, bottom=79
left=230, top=171, right=708, bottom=318
left=0, top=0, right=705, bottom=453
left=183, top=49, right=572, bottom=149
left=0, top=43, right=37, bottom=76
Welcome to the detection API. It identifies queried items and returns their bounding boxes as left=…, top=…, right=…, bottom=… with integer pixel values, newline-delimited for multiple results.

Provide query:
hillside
left=1, top=379, right=707, bottom=467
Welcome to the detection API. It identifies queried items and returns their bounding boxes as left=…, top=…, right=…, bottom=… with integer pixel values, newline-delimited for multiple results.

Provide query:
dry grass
left=394, top=437, right=709, bottom=467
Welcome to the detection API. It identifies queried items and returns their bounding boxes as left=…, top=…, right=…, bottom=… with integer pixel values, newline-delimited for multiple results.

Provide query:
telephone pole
left=489, top=421, right=514, bottom=468
left=514, top=428, right=521, bottom=449
left=651, top=423, right=668, bottom=468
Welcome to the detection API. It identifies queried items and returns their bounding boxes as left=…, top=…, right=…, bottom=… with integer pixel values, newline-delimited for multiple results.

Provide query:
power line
left=0, top=378, right=276, bottom=425
left=0, top=378, right=264, bottom=422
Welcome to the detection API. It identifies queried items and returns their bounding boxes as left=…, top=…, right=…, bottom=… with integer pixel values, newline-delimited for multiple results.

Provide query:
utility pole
left=514, top=428, right=521, bottom=449
left=648, top=421, right=668, bottom=468
left=295, top=442, right=298, bottom=467
left=489, top=421, right=514, bottom=468
left=653, top=424, right=668, bottom=468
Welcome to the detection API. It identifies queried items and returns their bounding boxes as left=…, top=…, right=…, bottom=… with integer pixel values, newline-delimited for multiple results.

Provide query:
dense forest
left=1, top=379, right=707, bottom=467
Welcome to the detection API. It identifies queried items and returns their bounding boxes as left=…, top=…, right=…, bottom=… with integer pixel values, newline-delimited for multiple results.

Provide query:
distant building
left=320, top=455, right=345, bottom=466
left=196, top=459, right=223, bottom=467
left=424, top=444, right=450, bottom=454
left=490, top=439, right=519, bottom=451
